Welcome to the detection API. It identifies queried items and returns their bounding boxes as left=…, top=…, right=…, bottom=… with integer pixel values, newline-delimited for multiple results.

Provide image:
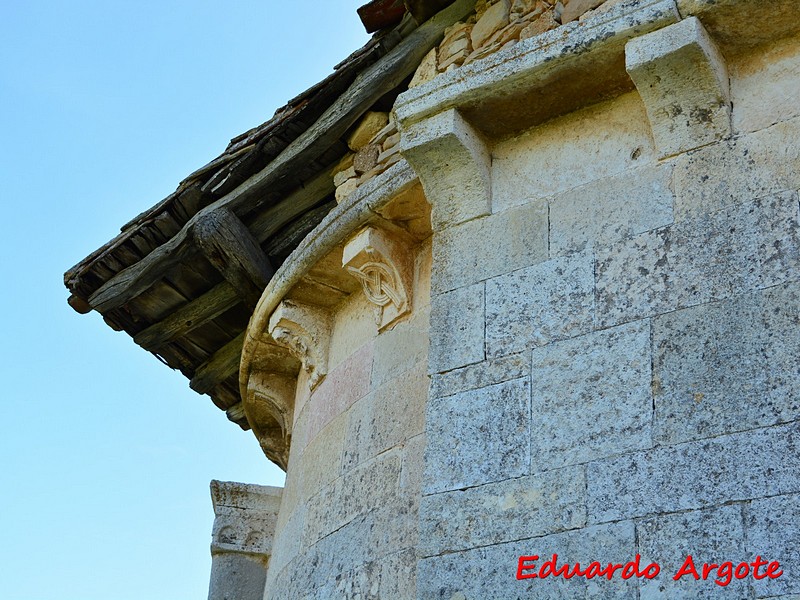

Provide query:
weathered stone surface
left=560, top=0, right=605, bottom=23
left=520, top=9, right=559, bottom=38
left=343, top=361, right=427, bottom=470
left=419, top=467, right=586, bottom=556
left=400, top=108, right=491, bottom=229
left=314, top=548, right=417, bottom=600
left=530, top=320, right=653, bottom=469
left=423, top=377, right=530, bottom=494
left=626, top=17, right=731, bottom=158
left=595, top=191, right=800, bottom=328
left=303, top=450, right=402, bottom=546
left=653, top=282, right=800, bottom=445
left=371, top=304, right=429, bottom=387
left=334, top=176, right=359, bottom=204
left=296, top=412, right=346, bottom=502
left=347, top=111, right=389, bottom=151
left=430, top=351, right=528, bottom=398
left=304, top=342, right=373, bottom=450
left=333, top=165, right=356, bottom=187
left=409, top=47, right=439, bottom=88
left=747, top=493, right=800, bottom=598
left=471, top=0, right=511, bottom=48
left=638, top=505, right=748, bottom=599
left=486, top=251, right=595, bottom=357
left=492, top=92, right=656, bottom=212
left=417, top=521, right=637, bottom=599
left=432, top=199, right=548, bottom=293
left=549, top=163, right=674, bottom=256
left=730, top=33, right=800, bottom=134
left=587, top=421, right=800, bottom=523
left=353, top=143, right=380, bottom=175
left=672, top=116, right=800, bottom=219
left=208, top=553, right=268, bottom=600
left=429, top=283, right=484, bottom=373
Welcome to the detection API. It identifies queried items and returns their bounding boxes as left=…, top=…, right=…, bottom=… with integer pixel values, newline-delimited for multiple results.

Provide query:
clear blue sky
left=0, top=2, right=369, bottom=598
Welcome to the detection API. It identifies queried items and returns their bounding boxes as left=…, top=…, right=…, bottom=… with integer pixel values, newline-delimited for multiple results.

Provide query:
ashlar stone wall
left=262, top=239, right=433, bottom=599
left=413, top=26, right=800, bottom=600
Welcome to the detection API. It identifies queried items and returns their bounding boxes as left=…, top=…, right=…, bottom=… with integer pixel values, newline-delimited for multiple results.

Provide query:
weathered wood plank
left=133, top=282, right=240, bottom=351
left=265, top=201, right=336, bottom=257
left=193, top=207, right=274, bottom=309
left=190, top=332, right=245, bottom=395
left=85, top=0, right=472, bottom=314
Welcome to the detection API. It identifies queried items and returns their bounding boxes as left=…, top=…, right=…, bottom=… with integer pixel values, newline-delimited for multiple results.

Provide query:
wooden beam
left=85, top=0, right=472, bottom=314
left=190, top=332, right=245, bottom=396
left=133, top=282, right=240, bottom=351
left=193, top=207, right=274, bottom=309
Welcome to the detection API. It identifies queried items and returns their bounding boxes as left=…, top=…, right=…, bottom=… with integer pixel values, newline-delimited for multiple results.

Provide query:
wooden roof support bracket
left=193, top=207, right=275, bottom=310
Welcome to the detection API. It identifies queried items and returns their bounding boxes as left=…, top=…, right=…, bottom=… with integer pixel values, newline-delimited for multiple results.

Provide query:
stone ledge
left=395, top=0, right=680, bottom=138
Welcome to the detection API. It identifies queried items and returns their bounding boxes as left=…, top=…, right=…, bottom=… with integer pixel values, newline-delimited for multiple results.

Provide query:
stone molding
left=267, top=300, right=332, bottom=391
left=626, top=16, right=731, bottom=158
left=342, top=226, right=414, bottom=330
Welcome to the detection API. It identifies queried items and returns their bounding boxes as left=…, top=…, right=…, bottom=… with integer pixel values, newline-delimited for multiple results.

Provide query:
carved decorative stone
left=267, top=300, right=332, bottom=391
left=208, top=481, right=282, bottom=600
left=245, top=371, right=296, bottom=444
left=343, top=226, right=414, bottom=331
left=626, top=16, right=731, bottom=159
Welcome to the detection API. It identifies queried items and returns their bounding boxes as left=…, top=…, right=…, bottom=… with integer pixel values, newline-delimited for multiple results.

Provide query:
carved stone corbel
left=267, top=300, right=331, bottom=391
left=626, top=16, right=731, bottom=158
left=342, top=226, right=414, bottom=331
left=245, top=371, right=297, bottom=469
left=399, top=108, right=491, bottom=230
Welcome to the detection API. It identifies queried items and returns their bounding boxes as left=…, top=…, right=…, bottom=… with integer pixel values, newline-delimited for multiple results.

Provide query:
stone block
left=429, top=283, right=484, bottom=373
left=316, top=548, right=417, bottom=600
left=409, top=47, right=439, bottom=88
left=353, top=143, right=380, bottom=175
left=400, top=108, right=491, bottom=229
left=595, top=191, right=800, bottom=328
left=347, top=111, right=389, bottom=151
left=423, top=377, right=530, bottom=494
left=549, top=163, right=674, bottom=256
left=587, top=421, right=800, bottom=524
left=673, top=116, right=800, bottom=219
left=400, top=432, right=426, bottom=494
left=747, top=493, right=800, bottom=597
left=492, top=92, right=655, bottom=213
left=520, top=9, right=559, bottom=38
left=304, top=342, right=373, bottom=449
left=333, top=165, right=356, bottom=187
left=638, top=505, right=748, bottom=599
left=485, top=251, right=595, bottom=357
left=730, top=34, right=800, bottom=134
left=208, top=553, right=268, bottom=600
left=296, top=412, right=346, bottom=503
left=653, top=282, right=800, bottom=445
left=560, top=0, right=605, bottom=23
left=417, top=521, right=637, bottom=599
left=471, top=0, right=511, bottom=48
left=334, top=176, right=359, bottom=204
left=372, top=304, right=429, bottom=388
left=303, top=450, right=402, bottom=546
left=432, top=199, right=548, bottom=294
left=626, top=17, right=731, bottom=158
left=530, top=320, right=653, bottom=470
left=419, top=468, right=586, bottom=556
left=430, top=351, right=529, bottom=398
left=342, top=361, right=427, bottom=470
